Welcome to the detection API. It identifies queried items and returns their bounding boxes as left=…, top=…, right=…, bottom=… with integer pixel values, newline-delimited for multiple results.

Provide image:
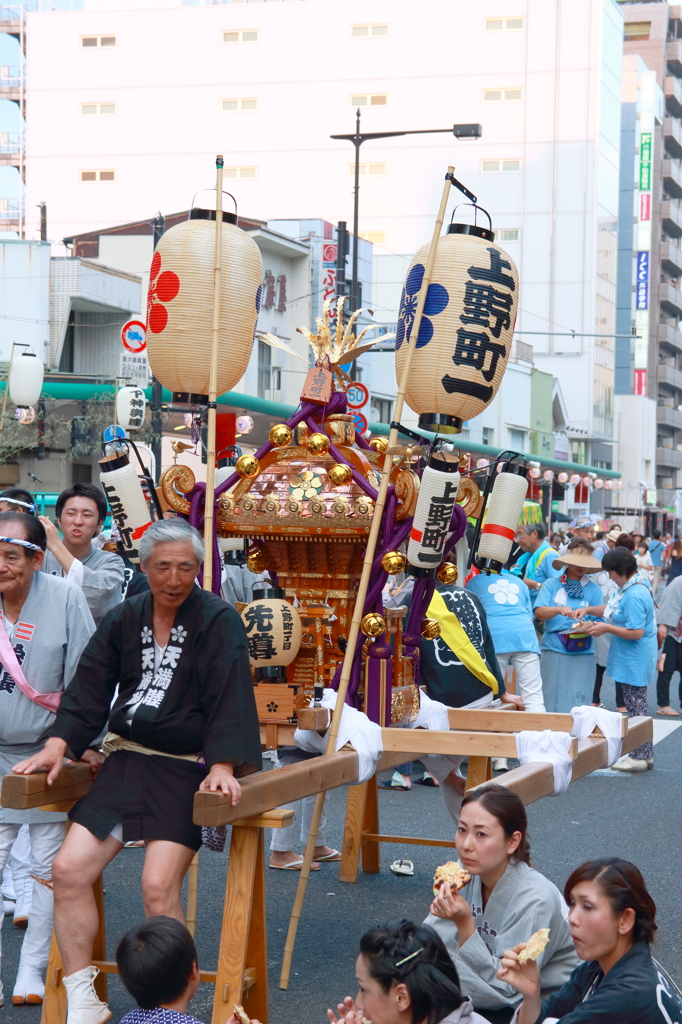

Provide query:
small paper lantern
left=394, top=221, right=519, bottom=434
left=116, top=386, right=146, bottom=432
left=570, top=474, right=581, bottom=485
left=614, top=480, right=623, bottom=490
left=241, top=588, right=302, bottom=681
left=529, top=467, right=541, bottom=479
left=594, top=478, right=604, bottom=489
left=407, top=451, right=460, bottom=577
left=543, top=470, right=554, bottom=482
left=236, top=415, right=254, bottom=434
left=604, top=480, right=614, bottom=490
left=582, top=476, right=591, bottom=486
left=99, top=450, right=152, bottom=564
left=476, top=458, right=489, bottom=469
left=9, top=352, right=44, bottom=408
left=145, top=209, right=263, bottom=400
left=15, top=406, right=35, bottom=425
left=476, top=466, right=528, bottom=570
left=557, top=472, right=568, bottom=484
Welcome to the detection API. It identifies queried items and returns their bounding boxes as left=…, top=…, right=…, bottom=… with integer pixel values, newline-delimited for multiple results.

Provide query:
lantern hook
left=450, top=203, right=493, bottom=231
left=189, top=188, right=238, bottom=218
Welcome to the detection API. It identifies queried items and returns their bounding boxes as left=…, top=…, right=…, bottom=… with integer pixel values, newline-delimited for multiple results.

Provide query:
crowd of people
left=0, top=483, right=679, bottom=1023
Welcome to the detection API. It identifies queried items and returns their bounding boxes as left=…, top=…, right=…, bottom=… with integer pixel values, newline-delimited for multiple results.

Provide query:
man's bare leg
left=141, top=841, right=196, bottom=921
left=52, top=824, right=123, bottom=977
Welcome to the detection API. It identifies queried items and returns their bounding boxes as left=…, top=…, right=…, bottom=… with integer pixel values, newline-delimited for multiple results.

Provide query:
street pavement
left=1, top=676, right=680, bottom=1024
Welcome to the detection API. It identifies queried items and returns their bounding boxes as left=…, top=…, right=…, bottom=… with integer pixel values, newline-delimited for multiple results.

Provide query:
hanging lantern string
left=280, top=166, right=458, bottom=990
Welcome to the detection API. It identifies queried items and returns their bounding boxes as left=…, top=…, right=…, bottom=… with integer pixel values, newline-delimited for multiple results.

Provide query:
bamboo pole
left=203, top=155, right=224, bottom=593
left=279, top=167, right=456, bottom=989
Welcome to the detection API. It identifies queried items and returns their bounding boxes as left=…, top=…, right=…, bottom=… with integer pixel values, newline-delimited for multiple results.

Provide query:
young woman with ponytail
left=327, top=919, right=489, bottom=1024
left=424, top=786, right=577, bottom=1024
left=498, top=858, right=682, bottom=1023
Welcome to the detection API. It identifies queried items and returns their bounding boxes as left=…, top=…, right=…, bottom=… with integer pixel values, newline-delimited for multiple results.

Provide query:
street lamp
left=330, top=111, right=482, bottom=310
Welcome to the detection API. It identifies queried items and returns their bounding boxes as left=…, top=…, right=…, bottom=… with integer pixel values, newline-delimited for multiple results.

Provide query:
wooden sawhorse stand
left=26, top=800, right=294, bottom=1024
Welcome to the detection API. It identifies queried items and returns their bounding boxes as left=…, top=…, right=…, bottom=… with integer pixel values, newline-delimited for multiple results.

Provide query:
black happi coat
left=51, top=588, right=261, bottom=849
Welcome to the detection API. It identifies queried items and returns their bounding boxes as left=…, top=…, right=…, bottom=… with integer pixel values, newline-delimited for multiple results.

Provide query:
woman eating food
left=424, top=786, right=577, bottom=1024
left=497, top=858, right=682, bottom=1023
left=327, top=918, right=489, bottom=1024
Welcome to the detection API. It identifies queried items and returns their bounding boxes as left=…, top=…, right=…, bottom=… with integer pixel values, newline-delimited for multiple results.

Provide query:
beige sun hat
left=552, top=550, right=603, bottom=573
left=605, top=528, right=622, bottom=543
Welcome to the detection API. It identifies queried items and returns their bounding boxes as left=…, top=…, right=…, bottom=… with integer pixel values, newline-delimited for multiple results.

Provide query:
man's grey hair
left=519, top=522, right=545, bottom=540
left=138, top=518, right=205, bottom=565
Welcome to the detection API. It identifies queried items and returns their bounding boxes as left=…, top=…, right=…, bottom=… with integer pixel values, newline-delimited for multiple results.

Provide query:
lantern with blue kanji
left=394, top=213, right=519, bottom=434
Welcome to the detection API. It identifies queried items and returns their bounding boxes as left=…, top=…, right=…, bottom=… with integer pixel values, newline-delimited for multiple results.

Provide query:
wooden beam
left=447, top=708, right=576, bottom=733
left=1, top=764, right=92, bottom=810
left=379, top=728, right=579, bottom=760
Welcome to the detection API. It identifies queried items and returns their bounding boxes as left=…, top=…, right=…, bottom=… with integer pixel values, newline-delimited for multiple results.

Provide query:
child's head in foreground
left=116, top=916, right=199, bottom=1010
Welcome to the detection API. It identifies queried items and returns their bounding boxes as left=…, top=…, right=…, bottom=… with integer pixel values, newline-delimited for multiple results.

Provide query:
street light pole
left=331, top=114, right=482, bottom=312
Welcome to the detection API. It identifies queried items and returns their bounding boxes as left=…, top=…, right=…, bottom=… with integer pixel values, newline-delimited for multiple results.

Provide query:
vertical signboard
left=633, top=73, right=656, bottom=395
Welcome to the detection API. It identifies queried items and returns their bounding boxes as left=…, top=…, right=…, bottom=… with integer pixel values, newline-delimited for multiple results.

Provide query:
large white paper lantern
left=476, top=466, right=528, bottom=571
left=407, top=451, right=460, bottom=577
left=116, top=386, right=147, bottom=432
left=99, top=450, right=152, bottom=563
left=145, top=210, right=263, bottom=401
left=241, top=585, right=302, bottom=681
left=394, top=221, right=519, bottom=433
left=9, top=352, right=44, bottom=408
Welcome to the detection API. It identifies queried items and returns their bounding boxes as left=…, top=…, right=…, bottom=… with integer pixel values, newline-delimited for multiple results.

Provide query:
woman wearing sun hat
left=533, top=539, right=604, bottom=713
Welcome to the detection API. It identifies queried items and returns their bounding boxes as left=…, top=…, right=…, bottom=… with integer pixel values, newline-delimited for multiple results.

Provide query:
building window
left=221, top=97, right=258, bottom=112
left=509, top=428, right=526, bottom=451
left=223, top=29, right=259, bottom=43
left=485, top=17, right=524, bottom=31
left=224, top=166, right=257, bottom=179
left=72, top=463, right=92, bottom=484
left=371, top=397, right=393, bottom=423
left=257, top=339, right=271, bottom=398
left=351, top=93, right=388, bottom=107
left=359, top=230, right=386, bottom=244
left=482, top=427, right=494, bottom=446
left=80, top=169, right=115, bottom=181
left=351, top=23, right=389, bottom=37
left=81, top=35, right=116, bottom=47
left=350, top=163, right=387, bottom=177
left=624, top=22, right=650, bottom=41
left=483, top=88, right=522, bottom=102
left=499, top=229, right=519, bottom=241
left=80, top=102, right=116, bottom=115
left=481, top=159, right=521, bottom=172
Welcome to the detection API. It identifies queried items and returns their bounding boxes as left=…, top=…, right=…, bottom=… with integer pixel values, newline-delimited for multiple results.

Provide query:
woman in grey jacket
left=425, top=786, right=578, bottom=1024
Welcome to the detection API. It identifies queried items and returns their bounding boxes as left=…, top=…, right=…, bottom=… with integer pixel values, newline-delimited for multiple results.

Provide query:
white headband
left=0, top=536, right=42, bottom=552
left=0, top=497, right=36, bottom=512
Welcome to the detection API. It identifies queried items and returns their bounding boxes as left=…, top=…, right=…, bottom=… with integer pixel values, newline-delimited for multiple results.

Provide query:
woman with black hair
left=498, top=858, right=682, bottom=1024
left=580, top=547, right=657, bottom=772
left=327, top=919, right=489, bottom=1024
left=425, top=786, right=577, bottom=1024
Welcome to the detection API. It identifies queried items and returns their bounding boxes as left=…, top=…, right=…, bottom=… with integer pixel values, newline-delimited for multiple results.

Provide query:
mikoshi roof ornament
left=394, top=204, right=519, bottom=434
left=145, top=185, right=263, bottom=405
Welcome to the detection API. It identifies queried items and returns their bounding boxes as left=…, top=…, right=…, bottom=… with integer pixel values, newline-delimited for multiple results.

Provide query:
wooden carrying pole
left=203, top=154, right=224, bottom=593
left=279, top=166, right=456, bottom=989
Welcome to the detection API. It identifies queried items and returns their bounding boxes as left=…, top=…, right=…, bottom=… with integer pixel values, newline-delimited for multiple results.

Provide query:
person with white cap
left=592, top=527, right=622, bottom=563
left=534, top=540, right=604, bottom=712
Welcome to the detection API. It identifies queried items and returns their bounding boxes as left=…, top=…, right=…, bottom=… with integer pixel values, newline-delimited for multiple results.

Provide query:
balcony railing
left=0, top=131, right=23, bottom=154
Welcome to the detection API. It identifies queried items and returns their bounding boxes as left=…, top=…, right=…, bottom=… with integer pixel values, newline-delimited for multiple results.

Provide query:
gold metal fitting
left=361, top=612, right=386, bottom=637
left=306, top=432, right=331, bottom=455
left=235, top=454, right=260, bottom=479
left=381, top=551, right=406, bottom=576
left=369, top=436, right=389, bottom=453
left=436, top=562, right=459, bottom=584
left=268, top=423, right=292, bottom=448
left=328, top=463, right=353, bottom=486
left=420, top=618, right=441, bottom=640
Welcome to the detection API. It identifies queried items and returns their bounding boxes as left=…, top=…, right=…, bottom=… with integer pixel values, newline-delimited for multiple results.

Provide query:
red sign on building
left=634, top=368, right=647, bottom=395
left=639, top=193, right=651, bottom=221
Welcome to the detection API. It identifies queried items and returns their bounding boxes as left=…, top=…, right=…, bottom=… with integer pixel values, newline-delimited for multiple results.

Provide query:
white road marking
left=653, top=719, right=682, bottom=745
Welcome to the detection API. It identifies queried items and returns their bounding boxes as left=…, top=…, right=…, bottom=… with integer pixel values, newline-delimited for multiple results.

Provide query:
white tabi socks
left=63, top=967, right=112, bottom=1024
left=12, top=874, right=53, bottom=1004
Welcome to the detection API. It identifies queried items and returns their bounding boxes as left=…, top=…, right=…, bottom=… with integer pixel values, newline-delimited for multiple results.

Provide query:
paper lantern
left=116, top=386, right=146, bottom=432
left=594, top=478, right=604, bottom=489
left=476, top=465, right=528, bottom=571
left=14, top=406, right=35, bottom=425
left=241, top=586, right=302, bottom=681
left=557, top=472, right=568, bottom=484
left=614, top=480, right=623, bottom=490
left=407, top=451, right=460, bottom=577
left=99, top=450, right=152, bottom=564
left=570, top=474, right=581, bottom=485
left=543, top=470, right=554, bottom=482
left=604, top=480, right=614, bottom=490
left=145, top=209, right=263, bottom=401
left=529, top=467, right=541, bottom=479
left=9, top=352, right=44, bottom=408
left=236, top=415, right=254, bottom=434
left=394, top=221, right=519, bottom=433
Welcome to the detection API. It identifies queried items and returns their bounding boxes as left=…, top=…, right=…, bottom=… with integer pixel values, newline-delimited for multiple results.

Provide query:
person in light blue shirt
left=582, top=547, right=657, bottom=772
left=512, top=524, right=561, bottom=608
left=647, top=529, right=665, bottom=592
left=466, top=569, right=545, bottom=712
left=534, top=540, right=604, bottom=712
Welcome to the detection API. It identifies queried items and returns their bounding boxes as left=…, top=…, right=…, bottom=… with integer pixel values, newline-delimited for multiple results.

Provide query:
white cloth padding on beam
left=570, top=704, right=623, bottom=766
left=515, top=730, right=574, bottom=795
left=294, top=689, right=383, bottom=784
left=409, top=689, right=450, bottom=731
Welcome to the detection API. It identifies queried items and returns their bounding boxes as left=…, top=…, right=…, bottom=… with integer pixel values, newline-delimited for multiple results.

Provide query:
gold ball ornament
left=369, top=436, right=389, bottom=453
left=269, top=424, right=292, bottom=448
left=328, top=463, right=353, bottom=486
left=437, top=562, right=459, bottom=585
left=381, top=551, right=406, bottom=576
left=306, top=432, right=330, bottom=455
left=246, top=550, right=267, bottom=573
left=421, top=618, right=441, bottom=640
left=361, top=612, right=386, bottom=638
left=235, top=454, right=260, bottom=479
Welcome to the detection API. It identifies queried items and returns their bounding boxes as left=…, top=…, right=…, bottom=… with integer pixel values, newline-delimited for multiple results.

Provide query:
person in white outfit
left=0, top=512, right=95, bottom=1007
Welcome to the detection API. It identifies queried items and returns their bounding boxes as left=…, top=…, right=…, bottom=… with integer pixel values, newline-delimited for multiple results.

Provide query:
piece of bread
left=517, top=928, right=550, bottom=962
left=432, top=861, right=471, bottom=895
left=233, top=1004, right=250, bottom=1024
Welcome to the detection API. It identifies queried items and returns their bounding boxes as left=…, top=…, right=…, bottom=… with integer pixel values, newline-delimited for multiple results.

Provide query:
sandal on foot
left=315, top=849, right=342, bottom=861
left=269, top=858, right=321, bottom=871
left=378, top=771, right=410, bottom=791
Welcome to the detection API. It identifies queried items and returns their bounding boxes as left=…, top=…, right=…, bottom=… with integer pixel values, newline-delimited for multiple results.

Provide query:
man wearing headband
left=0, top=489, right=36, bottom=515
left=0, top=512, right=95, bottom=1007
left=39, top=483, right=125, bottom=626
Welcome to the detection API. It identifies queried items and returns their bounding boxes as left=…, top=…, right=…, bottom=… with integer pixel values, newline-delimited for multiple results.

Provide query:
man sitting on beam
left=12, top=518, right=262, bottom=1024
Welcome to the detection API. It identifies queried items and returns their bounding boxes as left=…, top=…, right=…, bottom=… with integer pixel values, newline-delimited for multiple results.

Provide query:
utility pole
left=150, top=212, right=165, bottom=483
left=37, top=203, right=47, bottom=241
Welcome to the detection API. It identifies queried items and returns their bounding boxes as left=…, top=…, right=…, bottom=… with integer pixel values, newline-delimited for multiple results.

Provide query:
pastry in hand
left=517, top=928, right=550, bottom=962
left=432, top=861, right=471, bottom=896
left=233, top=1005, right=250, bottom=1024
